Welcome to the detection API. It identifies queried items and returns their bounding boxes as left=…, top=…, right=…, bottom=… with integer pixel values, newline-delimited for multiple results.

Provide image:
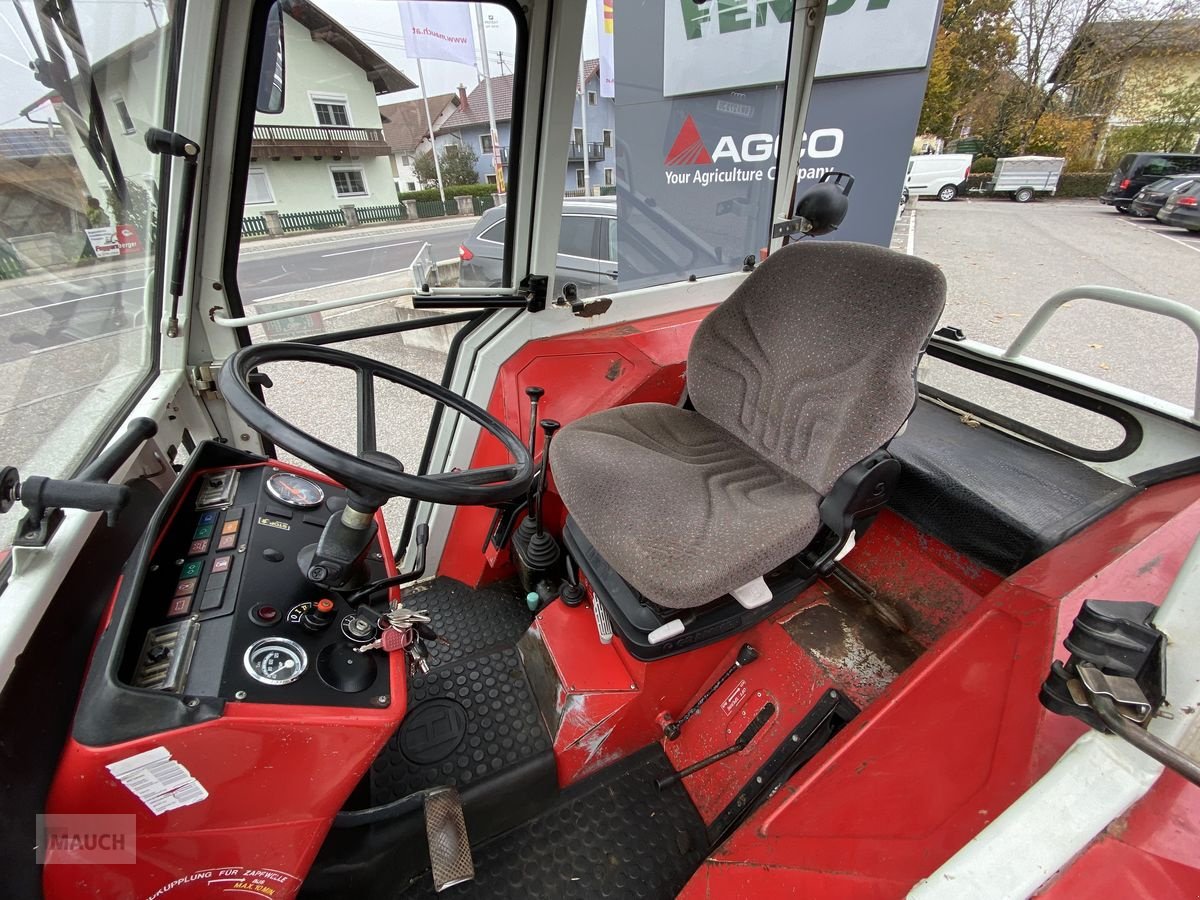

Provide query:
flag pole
left=578, top=56, right=590, bottom=197
left=474, top=4, right=503, bottom=193
left=416, top=56, right=447, bottom=206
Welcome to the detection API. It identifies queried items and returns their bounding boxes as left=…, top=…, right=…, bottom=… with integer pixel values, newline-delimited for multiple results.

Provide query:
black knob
left=525, top=386, right=545, bottom=400
left=735, top=643, right=759, bottom=667
left=540, top=418, right=561, bottom=437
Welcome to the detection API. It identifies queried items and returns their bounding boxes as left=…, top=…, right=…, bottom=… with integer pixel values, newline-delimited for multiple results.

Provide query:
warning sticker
left=106, top=747, right=208, bottom=816
left=720, top=678, right=749, bottom=716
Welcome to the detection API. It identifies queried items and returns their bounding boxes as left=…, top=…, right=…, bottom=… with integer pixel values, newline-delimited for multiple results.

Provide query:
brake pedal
left=423, top=786, right=474, bottom=892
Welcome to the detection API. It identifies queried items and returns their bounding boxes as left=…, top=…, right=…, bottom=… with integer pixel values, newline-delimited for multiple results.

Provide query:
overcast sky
left=0, top=0, right=600, bottom=129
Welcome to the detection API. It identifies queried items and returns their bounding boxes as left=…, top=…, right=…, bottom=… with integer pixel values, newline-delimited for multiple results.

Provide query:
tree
left=918, top=0, right=1017, bottom=138
left=413, top=143, right=481, bottom=188
left=1004, top=0, right=1199, bottom=152
left=1100, top=77, right=1200, bottom=165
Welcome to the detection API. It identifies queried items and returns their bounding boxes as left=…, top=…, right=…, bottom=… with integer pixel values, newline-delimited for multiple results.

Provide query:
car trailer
left=972, top=155, right=1066, bottom=202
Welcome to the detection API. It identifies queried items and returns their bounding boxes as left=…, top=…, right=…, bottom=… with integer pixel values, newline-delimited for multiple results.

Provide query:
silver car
left=459, top=199, right=618, bottom=298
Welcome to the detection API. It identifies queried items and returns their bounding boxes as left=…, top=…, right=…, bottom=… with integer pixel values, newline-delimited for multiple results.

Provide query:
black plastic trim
left=706, top=689, right=858, bottom=848
left=1130, top=455, right=1200, bottom=487
left=923, top=342, right=1143, bottom=463
left=71, top=443, right=259, bottom=745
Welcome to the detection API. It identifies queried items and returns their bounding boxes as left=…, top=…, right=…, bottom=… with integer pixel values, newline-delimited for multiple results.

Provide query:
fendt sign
left=664, top=0, right=935, bottom=96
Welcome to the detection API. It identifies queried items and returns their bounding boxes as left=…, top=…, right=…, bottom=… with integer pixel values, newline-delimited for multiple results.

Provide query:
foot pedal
left=424, top=786, right=474, bottom=892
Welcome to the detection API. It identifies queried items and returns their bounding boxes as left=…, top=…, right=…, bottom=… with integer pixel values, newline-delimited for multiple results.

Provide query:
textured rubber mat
left=402, top=577, right=533, bottom=668
left=398, top=746, right=708, bottom=900
left=371, top=646, right=551, bottom=804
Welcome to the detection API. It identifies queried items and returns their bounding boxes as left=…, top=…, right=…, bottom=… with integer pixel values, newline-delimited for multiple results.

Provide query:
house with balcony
left=1053, top=18, right=1200, bottom=166
left=430, top=60, right=615, bottom=195
left=34, top=0, right=414, bottom=221
left=379, top=93, right=461, bottom=193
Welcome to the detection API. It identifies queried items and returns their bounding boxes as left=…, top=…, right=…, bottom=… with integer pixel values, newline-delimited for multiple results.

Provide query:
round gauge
left=243, top=637, right=308, bottom=686
left=265, top=472, right=325, bottom=509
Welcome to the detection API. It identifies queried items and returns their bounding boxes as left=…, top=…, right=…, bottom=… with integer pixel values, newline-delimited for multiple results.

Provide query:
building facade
left=380, top=93, right=460, bottom=193
left=42, top=0, right=414, bottom=221
left=431, top=60, right=615, bottom=195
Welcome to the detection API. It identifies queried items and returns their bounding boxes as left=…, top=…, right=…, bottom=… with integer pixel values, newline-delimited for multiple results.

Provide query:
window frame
left=479, top=133, right=494, bottom=153
left=486, top=173, right=498, bottom=185
left=603, top=167, right=613, bottom=186
left=587, top=90, right=597, bottom=106
left=245, top=166, right=276, bottom=205
left=329, top=164, right=369, bottom=199
left=575, top=167, right=585, bottom=189
left=309, top=91, right=353, bottom=128
left=573, top=127, right=584, bottom=146
left=602, top=128, right=612, bottom=149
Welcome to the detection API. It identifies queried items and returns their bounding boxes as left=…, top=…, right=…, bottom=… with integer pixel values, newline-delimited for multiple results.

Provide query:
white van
left=905, top=154, right=974, bottom=201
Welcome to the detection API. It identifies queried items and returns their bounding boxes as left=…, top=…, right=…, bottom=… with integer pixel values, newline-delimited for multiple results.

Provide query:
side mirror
left=795, top=171, right=853, bottom=236
left=256, top=1, right=286, bottom=114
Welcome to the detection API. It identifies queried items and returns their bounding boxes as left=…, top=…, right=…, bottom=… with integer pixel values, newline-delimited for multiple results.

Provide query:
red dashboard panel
left=43, top=457, right=406, bottom=900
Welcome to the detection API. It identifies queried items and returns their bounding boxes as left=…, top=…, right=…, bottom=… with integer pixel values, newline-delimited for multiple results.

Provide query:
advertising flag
left=595, top=0, right=615, bottom=97
left=398, top=1, right=477, bottom=67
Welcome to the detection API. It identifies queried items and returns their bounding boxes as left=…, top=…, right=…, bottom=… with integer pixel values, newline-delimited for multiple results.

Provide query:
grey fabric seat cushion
left=551, top=241, right=946, bottom=611
left=552, top=402, right=821, bottom=608
left=689, top=241, right=946, bottom=495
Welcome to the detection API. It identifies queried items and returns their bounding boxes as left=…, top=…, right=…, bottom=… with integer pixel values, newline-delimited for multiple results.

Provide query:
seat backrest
left=687, top=240, right=946, bottom=496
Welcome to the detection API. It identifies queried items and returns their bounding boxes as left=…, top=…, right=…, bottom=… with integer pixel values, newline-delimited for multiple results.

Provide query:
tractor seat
left=550, top=241, right=946, bottom=655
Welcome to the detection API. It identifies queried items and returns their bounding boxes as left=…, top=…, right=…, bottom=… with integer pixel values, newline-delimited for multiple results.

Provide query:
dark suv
left=1101, top=152, right=1200, bottom=212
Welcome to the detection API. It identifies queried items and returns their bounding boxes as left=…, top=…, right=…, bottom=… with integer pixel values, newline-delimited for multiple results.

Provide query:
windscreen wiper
left=26, top=0, right=127, bottom=205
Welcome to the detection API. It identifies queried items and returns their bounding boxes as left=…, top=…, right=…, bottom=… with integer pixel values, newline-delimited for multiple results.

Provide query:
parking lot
left=912, top=197, right=1200, bottom=414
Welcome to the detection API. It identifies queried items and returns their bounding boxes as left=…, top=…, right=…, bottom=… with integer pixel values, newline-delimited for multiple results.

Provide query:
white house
left=38, top=0, right=415, bottom=220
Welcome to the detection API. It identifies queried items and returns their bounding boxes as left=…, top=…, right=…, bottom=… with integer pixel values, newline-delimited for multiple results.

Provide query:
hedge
left=971, top=156, right=996, bottom=174
left=396, top=184, right=498, bottom=203
left=961, top=171, right=1108, bottom=198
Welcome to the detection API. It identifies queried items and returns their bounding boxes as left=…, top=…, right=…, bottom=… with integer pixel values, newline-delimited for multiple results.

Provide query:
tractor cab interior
left=3, top=1, right=1200, bottom=899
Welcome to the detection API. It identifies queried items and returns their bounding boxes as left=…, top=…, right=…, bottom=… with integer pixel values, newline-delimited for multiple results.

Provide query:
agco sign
left=664, top=115, right=844, bottom=185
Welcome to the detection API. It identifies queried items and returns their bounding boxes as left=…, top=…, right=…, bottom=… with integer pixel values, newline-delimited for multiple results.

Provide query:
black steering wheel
left=218, top=343, right=534, bottom=506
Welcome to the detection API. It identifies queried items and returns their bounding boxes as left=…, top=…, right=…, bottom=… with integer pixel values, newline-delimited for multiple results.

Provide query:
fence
left=242, top=216, right=268, bottom=238
left=278, top=209, right=345, bottom=233
left=472, top=194, right=498, bottom=215
left=357, top=204, right=409, bottom=224
left=414, top=199, right=458, bottom=219
left=0, top=245, right=26, bottom=280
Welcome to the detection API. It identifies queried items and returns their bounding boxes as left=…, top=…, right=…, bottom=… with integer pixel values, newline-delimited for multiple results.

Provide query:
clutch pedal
left=424, top=786, right=474, bottom=892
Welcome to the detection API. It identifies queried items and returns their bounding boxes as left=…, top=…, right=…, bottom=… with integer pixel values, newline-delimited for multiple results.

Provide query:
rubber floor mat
left=402, top=577, right=533, bottom=668
left=398, top=745, right=707, bottom=900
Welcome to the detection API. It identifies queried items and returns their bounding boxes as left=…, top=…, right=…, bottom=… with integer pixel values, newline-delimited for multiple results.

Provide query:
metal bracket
left=770, top=216, right=813, bottom=239
left=189, top=364, right=219, bottom=399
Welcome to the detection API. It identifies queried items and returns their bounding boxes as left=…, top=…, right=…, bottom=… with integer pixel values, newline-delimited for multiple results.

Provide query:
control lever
left=656, top=702, right=774, bottom=790
left=662, top=643, right=759, bottom=741
left=524, top=386, right=544, bottom=460
left=0, top=416, right=157, bottom=546
left=512, top=419, right=564, bottom=604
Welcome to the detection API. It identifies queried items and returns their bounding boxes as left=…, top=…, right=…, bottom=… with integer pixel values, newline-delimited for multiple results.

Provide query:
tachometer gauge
left=265, top=472, right=325, bottom=509
left=243, top=637, right=307, bottom=685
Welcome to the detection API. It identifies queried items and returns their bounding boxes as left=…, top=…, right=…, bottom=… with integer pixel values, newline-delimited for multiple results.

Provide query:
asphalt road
left=0, top=220, right=474, bottom=364
left=912, top=197, right=1200, bottom=448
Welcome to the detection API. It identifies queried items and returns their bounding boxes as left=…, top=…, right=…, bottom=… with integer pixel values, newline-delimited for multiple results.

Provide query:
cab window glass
left=0, top=1, right=174, bottom=550
left=232, top=0, right=520, bottom=547
left=235, top=0, right=519, bottom=344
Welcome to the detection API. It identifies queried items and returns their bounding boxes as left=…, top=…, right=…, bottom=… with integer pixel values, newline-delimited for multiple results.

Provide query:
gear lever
left=513, top=419, right=563, bottom=602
